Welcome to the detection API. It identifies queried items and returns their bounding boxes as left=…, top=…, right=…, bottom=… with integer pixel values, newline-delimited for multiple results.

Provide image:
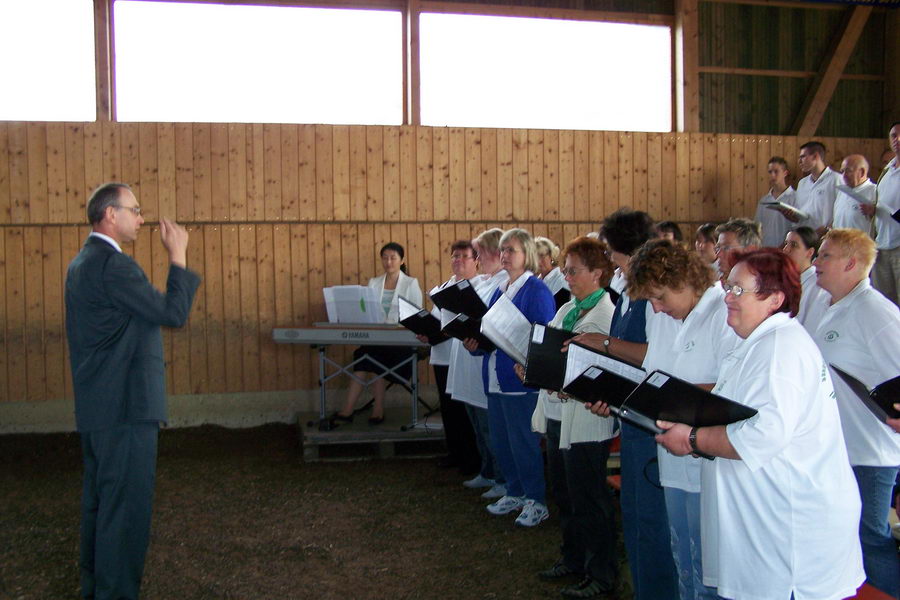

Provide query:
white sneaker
left=463, top=474, right=495, bottom=489
left=481, top=484, right=507, bottom=499
left=515, top=499, right=549, bottom=527
left=486, top=495, right=525, bottom=515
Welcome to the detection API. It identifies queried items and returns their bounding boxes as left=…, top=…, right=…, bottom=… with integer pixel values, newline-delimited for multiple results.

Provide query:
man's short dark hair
left=768, top=156, right=789, bottom=170
left=799, top=141, right=827, bottom=162
left=87, top=182, right=130, bottom=225
left=599, top=208, right=656, bottom=256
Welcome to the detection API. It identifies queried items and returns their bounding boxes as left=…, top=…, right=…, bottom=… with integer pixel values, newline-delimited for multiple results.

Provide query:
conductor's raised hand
left=159, top=218, right=189, bottom=267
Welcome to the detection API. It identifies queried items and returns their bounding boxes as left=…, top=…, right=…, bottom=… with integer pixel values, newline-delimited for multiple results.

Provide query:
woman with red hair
left=655, top=248, right=864, bottom=600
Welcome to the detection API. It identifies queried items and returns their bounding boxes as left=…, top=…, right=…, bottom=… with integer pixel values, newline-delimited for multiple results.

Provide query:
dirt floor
left=0, top=424, right=631, bottom=600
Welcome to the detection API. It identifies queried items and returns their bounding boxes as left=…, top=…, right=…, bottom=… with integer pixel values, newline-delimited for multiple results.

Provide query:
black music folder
left=441, top=313, right=496, bottom=352
left=523, top=324, right=577, bottom=391
left=831, top=365, right=900, bottom=422
left=398, top=296, right=447, bottom=346
left=893, top=207, right=900, bottom=224
left=618, top=370, right=758, bottom=435
left=560, top=342, right=646, bottom=410
left=429, top=279, right=489, bottom=318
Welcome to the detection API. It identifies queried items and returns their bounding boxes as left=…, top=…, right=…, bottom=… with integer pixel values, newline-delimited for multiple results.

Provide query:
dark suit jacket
left=65, top=235, right=201, bottom=432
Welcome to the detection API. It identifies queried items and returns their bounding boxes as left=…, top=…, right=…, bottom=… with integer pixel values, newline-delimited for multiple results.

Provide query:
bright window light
left=114, top=1, right=403, bottom=124
left=0, top=0, right=96, bottom=121
left=420, top=14, right=672, bottom=131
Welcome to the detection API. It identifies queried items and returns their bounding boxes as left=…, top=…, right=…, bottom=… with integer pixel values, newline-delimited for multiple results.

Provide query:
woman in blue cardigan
left=464, top=228, right=556, bottom=527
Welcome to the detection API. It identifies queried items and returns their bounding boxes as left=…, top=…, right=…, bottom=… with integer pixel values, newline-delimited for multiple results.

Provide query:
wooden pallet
left=298, top=412, right=446, bottom=462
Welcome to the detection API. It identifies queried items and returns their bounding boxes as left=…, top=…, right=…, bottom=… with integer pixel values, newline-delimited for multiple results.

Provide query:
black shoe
left=560, top=577, right=611, bottom=599
left=330, top=412, right=353, bottom=423
left=367, top=415, right=385, bottom=425
left=538, top=561, right=581, bottom=581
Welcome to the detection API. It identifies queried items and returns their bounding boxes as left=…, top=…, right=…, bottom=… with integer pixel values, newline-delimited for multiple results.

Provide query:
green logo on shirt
left=823, top=330, right=839, bottom=342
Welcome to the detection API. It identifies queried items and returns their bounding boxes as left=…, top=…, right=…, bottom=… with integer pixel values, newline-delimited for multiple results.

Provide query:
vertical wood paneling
left=27, top=124, right=49, bottom=223
left=383, top=127, right=400, bottom=222
left=204, top=225, right=225, bottom=394
left=185, top=226, right=205, bottom=394
left=332, top=125, right=351, bottom=221
left=0, top=123, right=888, bottom=404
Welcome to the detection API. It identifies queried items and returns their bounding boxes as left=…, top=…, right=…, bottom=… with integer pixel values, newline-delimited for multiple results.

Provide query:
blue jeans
left=853, top=465, right=900, bottom=597
left=465, top=403, right=503, bottom=483
left=620, top=422, right=679, bottom=600
left=664, top=487, right=718, bottom=600
left=487, top=392, right=544, bottom=503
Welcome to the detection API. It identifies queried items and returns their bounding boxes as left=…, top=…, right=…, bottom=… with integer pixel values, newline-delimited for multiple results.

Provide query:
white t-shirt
left=797, top=265, right=829, bottom=329
left=446, top=270, right=508, bottom=409
left=832, top=179, right=877, bottom=232
left=875, top=157, right=900, bottom=250
left=807, top=278, right=900, bottom=466
left=795, top=167, right=841, bottom=231
left=643, top=285, right=739, bottom=493
left=701, top=313, right=864, bottom=600
left=754, top=187, right=796, bottom=248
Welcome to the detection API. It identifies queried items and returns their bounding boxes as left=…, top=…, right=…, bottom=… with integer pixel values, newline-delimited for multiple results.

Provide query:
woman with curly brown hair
left=595, top=239, right=739, bottom=600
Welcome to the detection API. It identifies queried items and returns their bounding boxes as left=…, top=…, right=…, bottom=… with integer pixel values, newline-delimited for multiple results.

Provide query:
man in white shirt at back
left=833, top=154, right=877, bottom=233
left=788, top=141, right=842, bottom=237
left=754, top=156, right=796, bottom=247
left=867, top=122, right=900, bottom=305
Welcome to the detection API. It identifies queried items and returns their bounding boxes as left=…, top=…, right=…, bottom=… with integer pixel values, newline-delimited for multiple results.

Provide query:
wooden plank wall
left=0, top=121, right=886, bottom=403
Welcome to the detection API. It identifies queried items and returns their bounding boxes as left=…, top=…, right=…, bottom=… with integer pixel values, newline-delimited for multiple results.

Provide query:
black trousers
left=433, top=364, right=480, bottom=474
left=80, top=422, right=159, bottom=600
left=545, top=418, right=618, bottom=589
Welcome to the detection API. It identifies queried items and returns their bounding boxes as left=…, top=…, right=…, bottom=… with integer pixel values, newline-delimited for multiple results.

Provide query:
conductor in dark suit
left=65, top=182, right=200, bottom=600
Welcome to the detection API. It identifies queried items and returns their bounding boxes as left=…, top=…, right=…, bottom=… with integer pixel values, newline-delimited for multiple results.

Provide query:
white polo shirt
left=643, top=285, right=738, bottom=493
left=875, top=158, right=900, bottom=250
left=832, top=179, right=877, bottom=232
left=754, top=187, right=796, bottom=248
left=797, top=266, right=830, bottom=329
left=808, top=278, right=900, bottom=466
left=701, top=313, right=863, bottom=600
left=795, top=167, right=841, bottom=231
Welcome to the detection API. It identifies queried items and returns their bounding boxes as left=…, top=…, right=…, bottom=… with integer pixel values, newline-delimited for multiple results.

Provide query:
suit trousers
left=80, top=422, right=159, bottom=600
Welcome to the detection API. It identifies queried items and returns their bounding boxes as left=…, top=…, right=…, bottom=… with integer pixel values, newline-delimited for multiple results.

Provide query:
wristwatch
left=602, top=337, right=611, bottom=354
left=689, top=426, right=700, bottom=454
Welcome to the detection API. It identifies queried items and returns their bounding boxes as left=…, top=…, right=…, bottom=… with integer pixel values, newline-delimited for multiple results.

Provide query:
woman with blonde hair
left=535, top=236, right=570, bottom=309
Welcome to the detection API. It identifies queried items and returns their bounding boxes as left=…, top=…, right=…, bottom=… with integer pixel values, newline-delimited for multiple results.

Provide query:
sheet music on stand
left=479, top=294, right=531, bottom=365
left=323, top=285, right=382, bottom=324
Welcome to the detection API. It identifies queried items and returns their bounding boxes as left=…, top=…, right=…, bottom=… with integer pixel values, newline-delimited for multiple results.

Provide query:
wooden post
left=791, top=5, right=872, bottom=137
left=885, top=8, right=900, bottom=129
left=674, top=0, right=699, bottom=132
left=93, top=0, right=113, bottom=122
left=407, top=0, right=421, bottom=126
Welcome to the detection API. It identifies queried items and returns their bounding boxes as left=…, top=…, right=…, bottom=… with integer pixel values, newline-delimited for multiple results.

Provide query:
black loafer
left=368, top=415, right=385, bottom=425
left=331, top=412, right=353, bottom=423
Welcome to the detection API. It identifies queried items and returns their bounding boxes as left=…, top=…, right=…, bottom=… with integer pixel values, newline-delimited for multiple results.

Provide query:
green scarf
left=561, top=288, right=606, bottom=332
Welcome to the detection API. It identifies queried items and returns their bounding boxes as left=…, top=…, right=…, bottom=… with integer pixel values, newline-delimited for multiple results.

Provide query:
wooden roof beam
left=791, top=5, right=872, bottom=137
left=675, top=0, right=699, bottom=132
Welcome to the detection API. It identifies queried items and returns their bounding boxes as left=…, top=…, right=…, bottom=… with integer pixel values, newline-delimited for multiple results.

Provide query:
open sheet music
left=479, top=294, right=531, bottom=365
left=398, top=296, right=447, bottom=346
left=762, top=200, right=809, bottom=222
left=562, top=342, right=646, bottom=411
left=323, top=285, right=382, bottom=324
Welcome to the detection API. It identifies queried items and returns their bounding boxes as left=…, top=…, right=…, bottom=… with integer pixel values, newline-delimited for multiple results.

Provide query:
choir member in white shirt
left=869, top=122, right=900, bottom=305
left=713, top=219, right=761, bottom=280
left=418, top=240, right=481, bottom=474
left=446, top=228, right=509, bottom=497
left=694, top=223, right=718, bottom=269
left=656, top=221, right=684, bottom=245
left=804, top=229, right=900, bottom=597
left=781, top=226, right=829, bottom=327
left=628, top=239, right=738, bottom=600
left=789, top=141, right=842, bottom=237
left=753, top=156, right=796, bottom=248
left=535, top=236, right=571, bottom=310
left=655, top=248, right=864, bottom=600
left=832, top=154, right=877, bottom=233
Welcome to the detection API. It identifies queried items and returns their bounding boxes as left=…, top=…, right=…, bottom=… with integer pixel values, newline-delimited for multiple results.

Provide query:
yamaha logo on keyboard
left=342, top=331, right=371, bottom=339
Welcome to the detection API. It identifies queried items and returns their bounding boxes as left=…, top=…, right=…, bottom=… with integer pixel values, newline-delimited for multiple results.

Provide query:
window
left=0, top=0, right=96, bottom=121
left=114, top=1, right=403, bottom=124
left=420, top=13, right=672, bottom=131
